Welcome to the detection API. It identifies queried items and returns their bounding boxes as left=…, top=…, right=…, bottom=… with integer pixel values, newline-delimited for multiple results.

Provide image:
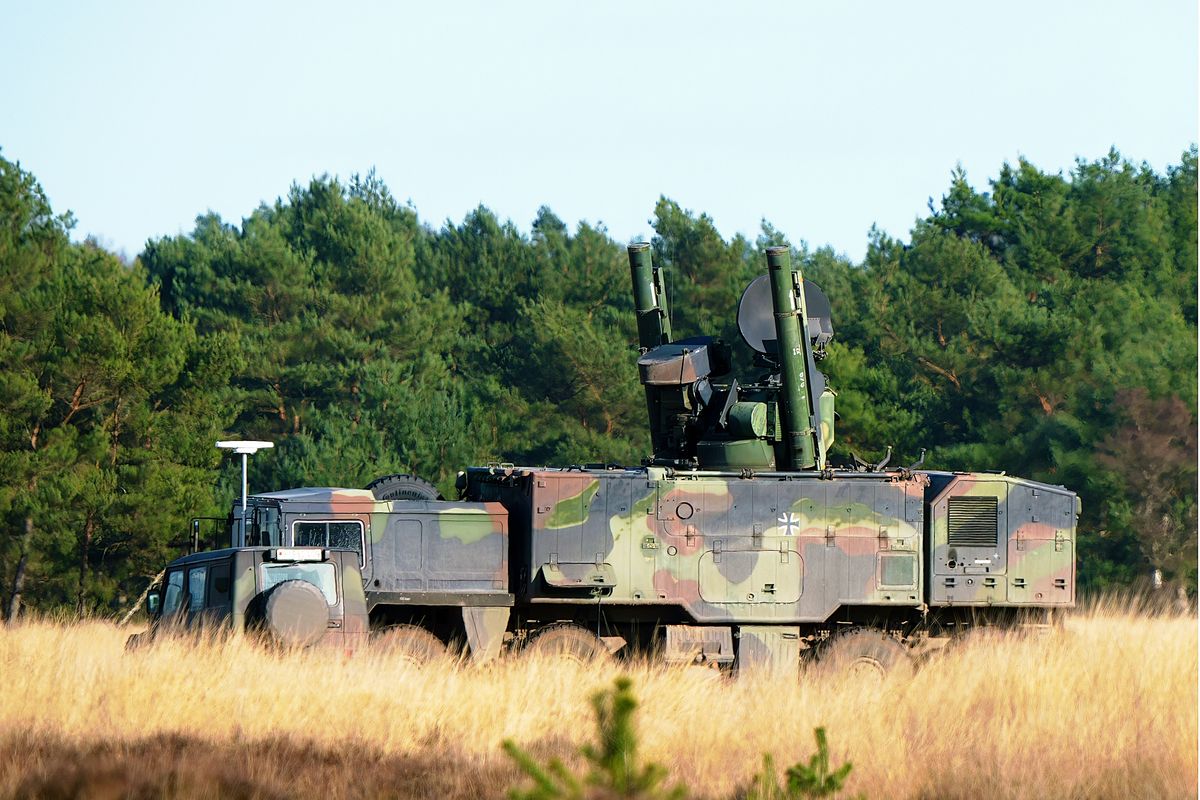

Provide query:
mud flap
left=737, top=625, right=801, bottom=678
left=462, top=606, right=510, bottom=662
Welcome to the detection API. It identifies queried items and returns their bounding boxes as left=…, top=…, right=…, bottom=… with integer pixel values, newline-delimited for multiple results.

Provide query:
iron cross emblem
left=777, top=512, right=800, bottom=536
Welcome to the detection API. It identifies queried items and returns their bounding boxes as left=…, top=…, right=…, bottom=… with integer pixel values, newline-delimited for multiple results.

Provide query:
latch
left=944, top=577, right=957, bottom=587
left=983, top=577, right=997, bottom=588
left=1013, top=577, right=1027, bottom=588
left=1053, top=578, right=1067, bottom=589
left=762, top=583, right=776, bottom=594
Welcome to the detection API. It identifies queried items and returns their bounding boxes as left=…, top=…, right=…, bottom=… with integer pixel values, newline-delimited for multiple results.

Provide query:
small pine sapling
left=744, top=728, right=855, bottom=800
left=503, top=676, right=688, bottom=800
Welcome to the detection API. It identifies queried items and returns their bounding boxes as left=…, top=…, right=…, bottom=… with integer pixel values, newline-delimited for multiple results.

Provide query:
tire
left=366, top=473, right=444, bottom=501
left=523, top=624, right=610, bottom=664
left=818, top=628, right=913, bottom=681
left=260, top=580, right=330, bottom=648
left=371, top=624, right=448, bottom=666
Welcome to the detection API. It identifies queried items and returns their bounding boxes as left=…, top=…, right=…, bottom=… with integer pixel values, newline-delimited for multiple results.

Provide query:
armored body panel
left=924, top=472, right=1076, bottom=607
left=464, top=466, right=929, bottom=624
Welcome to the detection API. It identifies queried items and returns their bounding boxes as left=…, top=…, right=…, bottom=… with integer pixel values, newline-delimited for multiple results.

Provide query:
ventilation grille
left=948, top=496, right=998, bottom=547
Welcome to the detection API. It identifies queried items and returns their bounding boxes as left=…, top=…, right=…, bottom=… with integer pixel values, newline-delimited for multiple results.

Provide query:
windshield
left=259, top=562, right=338, bottom=605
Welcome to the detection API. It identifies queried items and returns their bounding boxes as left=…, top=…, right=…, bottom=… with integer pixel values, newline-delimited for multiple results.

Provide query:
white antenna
left=217, top=440, right=274, bottom=547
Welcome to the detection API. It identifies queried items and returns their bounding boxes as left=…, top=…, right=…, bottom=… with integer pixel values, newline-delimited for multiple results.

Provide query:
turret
left=628, top=243, right=833, bottom=472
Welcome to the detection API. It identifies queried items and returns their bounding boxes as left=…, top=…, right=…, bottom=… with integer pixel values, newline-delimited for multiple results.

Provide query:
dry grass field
left=0, top=602, right=1195, bottom=799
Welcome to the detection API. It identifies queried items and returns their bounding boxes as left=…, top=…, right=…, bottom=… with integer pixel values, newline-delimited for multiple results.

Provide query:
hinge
left=713, top=539, right=722, bottom=564
left=825, top=525, right=834, bottom=547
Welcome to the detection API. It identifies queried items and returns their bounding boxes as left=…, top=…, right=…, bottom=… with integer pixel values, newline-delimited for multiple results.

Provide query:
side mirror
left=147, top=590, right=160, bottom=616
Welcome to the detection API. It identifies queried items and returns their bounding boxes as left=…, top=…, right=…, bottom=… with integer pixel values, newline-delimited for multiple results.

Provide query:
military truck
left=127, top=546, right=369, bottom=654
left=209, top=244, right=1076, bottom=676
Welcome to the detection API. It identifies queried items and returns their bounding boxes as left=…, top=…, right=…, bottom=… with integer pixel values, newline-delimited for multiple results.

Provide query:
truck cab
left=129, top=546, right=368, bottom=653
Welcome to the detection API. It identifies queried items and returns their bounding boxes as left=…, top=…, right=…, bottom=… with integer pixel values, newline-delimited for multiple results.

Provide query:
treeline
left=0, top=147, right=1195, bottom=618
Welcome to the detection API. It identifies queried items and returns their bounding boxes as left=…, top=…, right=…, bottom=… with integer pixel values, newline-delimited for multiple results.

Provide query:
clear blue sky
left=3, top=1, right=1196, bottom=262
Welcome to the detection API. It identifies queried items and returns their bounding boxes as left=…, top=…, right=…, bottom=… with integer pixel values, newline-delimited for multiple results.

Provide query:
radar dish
left=737, top=274, right=833, bottom=355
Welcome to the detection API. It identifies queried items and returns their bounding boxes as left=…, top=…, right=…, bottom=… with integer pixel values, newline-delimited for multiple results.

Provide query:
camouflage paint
left=467, top=466, right=930, bottom=625
left=926, top=473, right=1076, bottom=607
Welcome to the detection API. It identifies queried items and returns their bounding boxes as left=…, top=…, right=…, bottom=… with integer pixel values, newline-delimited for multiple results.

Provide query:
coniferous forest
left=0, top=147, right=1195, bottom=619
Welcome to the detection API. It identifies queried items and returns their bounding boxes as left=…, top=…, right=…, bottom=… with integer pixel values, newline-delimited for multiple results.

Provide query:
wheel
left=366, top=473, right=444, bottom=501
left=371, top=624, right=448, bottom=666
left=817, top=628, right=913, bottom=681
left=523, top=624, right=610, bottom=664
left=259, top=580, right=330, bottom=648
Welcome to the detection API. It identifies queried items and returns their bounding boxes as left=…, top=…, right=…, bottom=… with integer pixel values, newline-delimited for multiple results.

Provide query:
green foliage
left=502, top=676, right=687, bottom=800
left=744, top=729, right=856, bottom=800
left=1, top=143, right=1196, bottom=613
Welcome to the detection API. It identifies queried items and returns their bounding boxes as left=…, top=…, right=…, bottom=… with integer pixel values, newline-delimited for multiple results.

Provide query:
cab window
left=294, top=520, right=364, bottom=562
left=162, top=570, right=185, bottom=615
left=186, top=566, right=208, bottom=612
left=207, top=561, right=231, bottom=606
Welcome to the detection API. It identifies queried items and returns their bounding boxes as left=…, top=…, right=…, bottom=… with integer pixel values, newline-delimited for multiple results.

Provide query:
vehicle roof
left=250, top=487, right=377, bottom=503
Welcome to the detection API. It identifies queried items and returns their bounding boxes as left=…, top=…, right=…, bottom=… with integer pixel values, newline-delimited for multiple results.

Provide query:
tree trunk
left=5, top=516, right=33, bottom=622
left=76, top=512, right=95, bottom=617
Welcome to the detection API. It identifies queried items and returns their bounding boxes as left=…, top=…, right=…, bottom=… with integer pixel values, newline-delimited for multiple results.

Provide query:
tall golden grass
left=0, top=601, right=1195, bottom=799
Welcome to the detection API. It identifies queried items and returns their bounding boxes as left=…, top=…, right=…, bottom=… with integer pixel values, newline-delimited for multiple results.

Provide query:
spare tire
left=261, top=580, right=329, bottom=648
left=366, top=473, right=443, bottom=501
